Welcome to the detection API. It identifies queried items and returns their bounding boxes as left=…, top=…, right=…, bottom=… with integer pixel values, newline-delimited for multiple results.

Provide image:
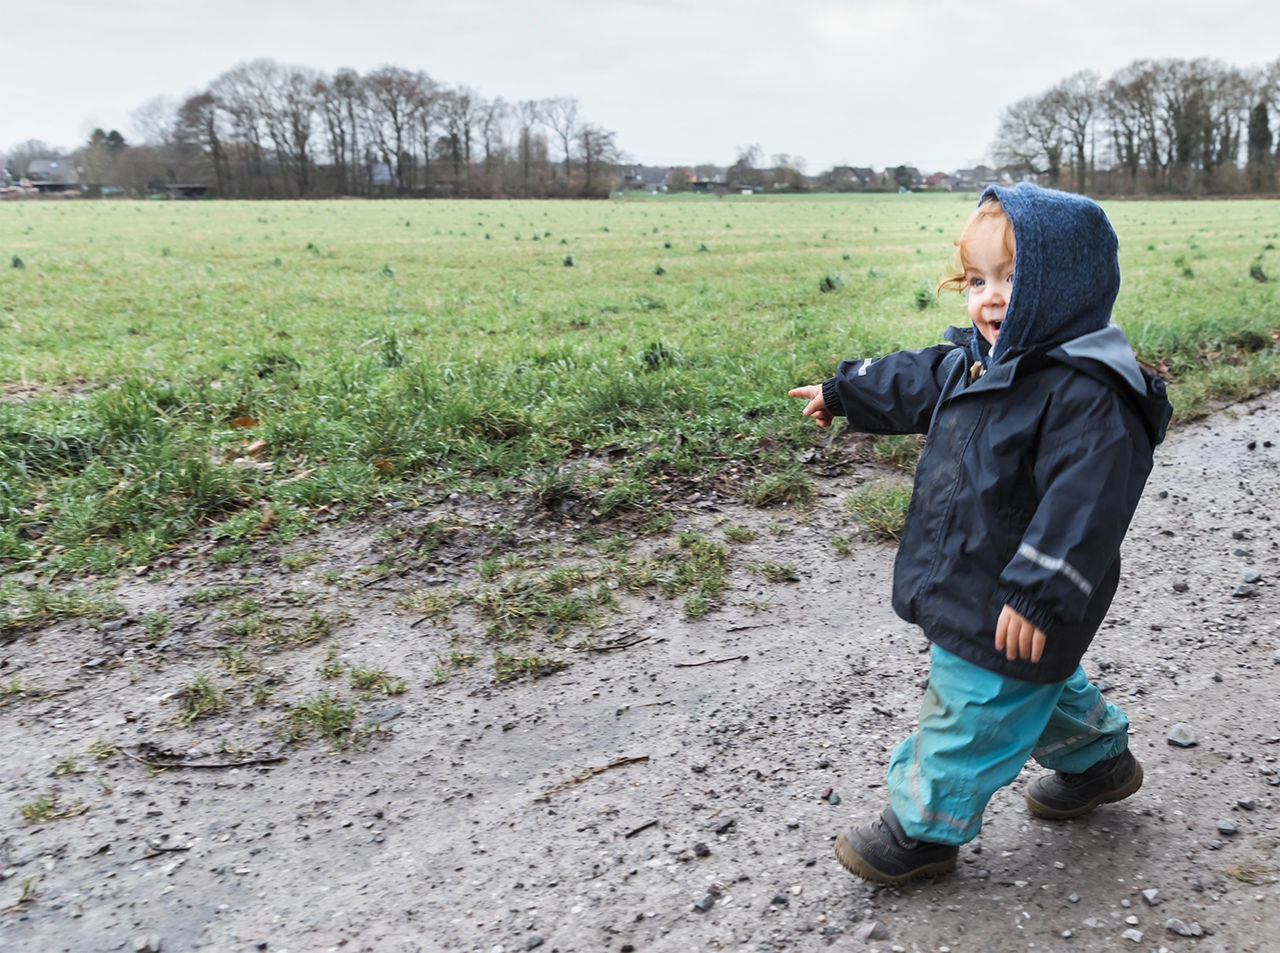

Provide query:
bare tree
left=542, top=97, right=579, bottom=183
left=363, top=66, right=425, bottom=192
left=514, top=99, right=543, bottom=190
left=439, top=86, right=478, bottom=186
left=174, top=93, right=226, bottom=193
left=992, top=91, right=1066, bottom=186
left=479, top=96, right=510, bottom=184
left=1054, top=71, right=1099, bottom=192
left=576, top=123, right=620, bottom=196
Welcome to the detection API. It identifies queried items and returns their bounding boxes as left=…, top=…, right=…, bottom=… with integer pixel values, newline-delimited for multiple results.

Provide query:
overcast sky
left=4, top=0, right=1278, bottom=174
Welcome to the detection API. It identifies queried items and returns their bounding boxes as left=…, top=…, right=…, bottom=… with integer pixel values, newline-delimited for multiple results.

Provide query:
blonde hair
left=936, top=198, right=1015, bottom=295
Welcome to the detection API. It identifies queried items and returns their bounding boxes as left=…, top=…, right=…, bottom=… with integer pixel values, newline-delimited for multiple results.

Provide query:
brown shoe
left=834, top=808, right=959, bottom=884
left=1025, top=749, right=1143, bottom=820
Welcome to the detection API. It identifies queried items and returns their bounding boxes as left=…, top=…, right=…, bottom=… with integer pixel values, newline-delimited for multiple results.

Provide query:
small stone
left=691, top=764, right=708, bottom=774
left=827, top=791, right=842, bottom=805
left=770, top=893, right=789, bottom=906
left=1172, top=581, right=1189, bottom=593
left=1121, top=899, right=1131, bottom=908
left=693, top=893, right=716, bottom=913
left=854, top=920, right=890, bottom=942
left=1068, top=892, right=1080, bottom=903
left=1167, top=724, right=1198, bottom=747
left=1242, top=568, right=1262, bottom=583
left=133, top=937, right=163, bottom=953
left=1165, top=918, right=1203, bottom=937
left=1125, top=914, right=1139, bottom=925
left=1060, top=930, right=1073, bottom=939
left=1121, top=927, right=1143, bottom=942
left=712, top=817, right=735, bottom=835
left=1096, top=658, right=1113, bottom=671
left=1232, top=583, right=1258, bottom=598
left=1142, top=888, right=1160, bottom=906
left=1217, top=819, right=1238, bottom=836
left=1095, top=678, right=1115, bottom=693
left=525, top=938, right=544, bottom=951
left=693, top=842, right=711, bottom=858
left=1237, top=797, right=1256, bottom=811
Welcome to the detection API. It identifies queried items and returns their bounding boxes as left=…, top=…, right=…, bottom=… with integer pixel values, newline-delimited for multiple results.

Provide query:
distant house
left=950, top=166, right=1002, bottom=191
left=827, top=166, right=877, bottom=190
left=26, top=158, right=80, bottom=192
left=924, top=172, right=952, bottom=190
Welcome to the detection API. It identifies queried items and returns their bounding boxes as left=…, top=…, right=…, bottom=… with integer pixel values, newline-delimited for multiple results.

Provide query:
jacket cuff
left=998, top=589, right=1058, bottom=635
left=821, top=378, right=846, bottom=417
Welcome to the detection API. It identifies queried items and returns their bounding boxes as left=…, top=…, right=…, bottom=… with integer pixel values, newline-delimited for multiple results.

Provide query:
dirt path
left=2, top=395, right=1277, bottom=953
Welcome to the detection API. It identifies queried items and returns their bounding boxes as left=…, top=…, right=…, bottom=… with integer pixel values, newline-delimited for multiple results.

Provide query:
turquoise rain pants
left=887, top=644, right=1130, bottom=845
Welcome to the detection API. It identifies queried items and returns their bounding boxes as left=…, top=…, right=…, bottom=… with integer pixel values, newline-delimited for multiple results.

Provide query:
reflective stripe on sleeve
left=1016, top=543, right=1094, bottom=597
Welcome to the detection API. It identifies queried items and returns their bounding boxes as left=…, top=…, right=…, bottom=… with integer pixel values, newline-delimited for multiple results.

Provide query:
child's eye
left=970, top=277, right=985, bottom=288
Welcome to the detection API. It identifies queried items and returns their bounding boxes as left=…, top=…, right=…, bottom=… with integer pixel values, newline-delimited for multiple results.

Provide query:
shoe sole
left=833, top=833, right=957, bottom=884
left=1024, top=761, right=1144, bottom=820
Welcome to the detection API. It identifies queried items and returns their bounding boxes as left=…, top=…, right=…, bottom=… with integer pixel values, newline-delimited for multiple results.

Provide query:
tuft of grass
left=176, top=674, right=227, bottom=724
left=742, top=468, right=814, bottom=508
left=218, top=645, right=261, bottom=677
left=751, top=560, right=799, bottom=583
left=285, top=693, right=363, bottom=748
left=0, top=585, right=122, bottom=638
left=350, top=667, right=407, bottom=696
left=87, top=738, right=118, bottom=760
left=723, top=524, right=758, bottom=543
left=396, top=587, right=462, bottom=621
left=493, top=650, right=567, bottom=683
left=831, top=534, right=855, bottom=557
left=16, top=875, right=40, bottom=907
left=818, top=274, right=844, bottom=293
left=141, top=611, right=170, bottom=642
left=871, top=434, right=923, bottom=471
left=20, top=792, right=88, bottom=824
left=432, top=651, right=478, bottom=685
left=845, top=482, right=913, bottom=540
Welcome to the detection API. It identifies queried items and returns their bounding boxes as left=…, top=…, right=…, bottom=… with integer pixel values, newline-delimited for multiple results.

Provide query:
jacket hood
left=1050, top=324, right=1171, bottom=445
left=979, top=183, right=1120, bottom=365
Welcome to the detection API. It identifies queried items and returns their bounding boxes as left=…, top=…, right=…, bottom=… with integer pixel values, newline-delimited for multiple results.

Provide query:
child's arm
left=996, top=385, right=1154, bottom=638
left=789, top=345, right=963, bottom=434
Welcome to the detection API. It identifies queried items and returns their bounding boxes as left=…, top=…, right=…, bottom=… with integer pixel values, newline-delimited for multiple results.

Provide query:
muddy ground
left=2, top=394, right=1278, bottom=953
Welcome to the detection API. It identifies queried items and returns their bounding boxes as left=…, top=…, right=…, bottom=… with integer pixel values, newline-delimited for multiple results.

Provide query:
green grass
left=2, top=195, right=1277, bottom=574
left=846, top=481, right=914, bottom=540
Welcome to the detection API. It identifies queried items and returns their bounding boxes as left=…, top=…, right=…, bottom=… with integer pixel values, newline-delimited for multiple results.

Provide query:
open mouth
left=989, top=320, right=1003, bottom=337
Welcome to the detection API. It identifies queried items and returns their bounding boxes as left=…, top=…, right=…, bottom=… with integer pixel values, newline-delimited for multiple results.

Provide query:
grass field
left=2, top=193, right=1278, bottom=576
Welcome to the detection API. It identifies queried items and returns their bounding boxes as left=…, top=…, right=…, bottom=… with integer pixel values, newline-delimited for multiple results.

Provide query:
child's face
left=964, top=215, right=1015, bottom=347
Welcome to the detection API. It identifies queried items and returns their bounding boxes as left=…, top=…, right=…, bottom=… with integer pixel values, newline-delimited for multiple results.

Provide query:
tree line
left=7, top=55, right=1280, bottom=199
left=992, top=57, right=1280, bottom=195
left=10, top=59, right=621, bottom=199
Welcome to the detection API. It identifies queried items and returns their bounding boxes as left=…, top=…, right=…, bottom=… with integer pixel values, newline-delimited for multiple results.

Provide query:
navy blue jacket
left=821, top=185, right=1172, bottom=683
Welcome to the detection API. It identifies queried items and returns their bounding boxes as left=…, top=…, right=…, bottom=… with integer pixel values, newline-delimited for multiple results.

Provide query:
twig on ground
left=123, top=747, right=285, bottom=770
left=578, top=636, right=651, bottom=653
left=673, top=655, right=749, bottom=668
left=536, top=755, right=650, bottom=801
left=625, top=819, right=659, bottom=839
